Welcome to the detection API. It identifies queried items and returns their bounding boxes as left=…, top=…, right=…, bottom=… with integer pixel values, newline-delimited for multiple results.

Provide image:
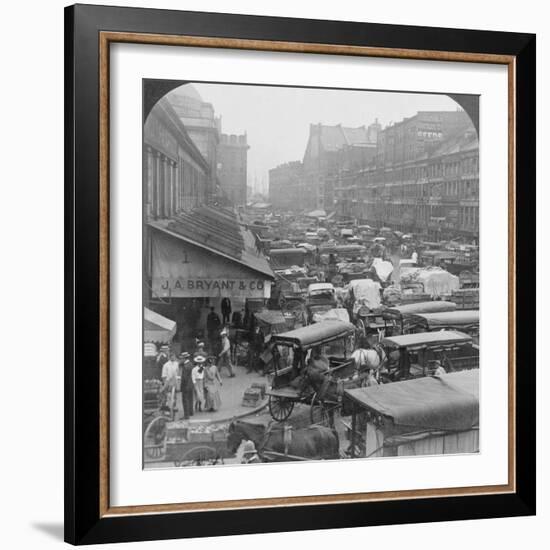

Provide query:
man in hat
left=221, top=297, right=232, bottom=325
left=206, top=307, right=221, bottom=353
left=160, top=352, right=179, bottom=415
left=218, top=328, right=235, bottom=377
left=155, top=345, right=170, bottom=380
left=191, top=355, right=206, bottom=412
left=193, top=341, right=206, bottom=359
left=240, top=440, right=261, bottom=464
left=179, top=352, right=194, bottom=419
left=161, top=352, right=179, bottom=389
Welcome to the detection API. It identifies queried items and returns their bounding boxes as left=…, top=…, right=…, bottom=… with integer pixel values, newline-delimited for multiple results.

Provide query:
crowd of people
left=153, top=299, right=256, bottom=420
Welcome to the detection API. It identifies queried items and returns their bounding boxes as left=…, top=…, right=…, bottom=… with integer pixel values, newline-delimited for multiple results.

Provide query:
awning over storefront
left=144, top=307, right=176, bottom=343
left=148, top=206, right=274, bottom=299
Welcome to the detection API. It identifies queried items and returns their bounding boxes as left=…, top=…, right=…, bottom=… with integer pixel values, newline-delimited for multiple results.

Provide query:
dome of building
left=168, top=83, right=202, bottom=102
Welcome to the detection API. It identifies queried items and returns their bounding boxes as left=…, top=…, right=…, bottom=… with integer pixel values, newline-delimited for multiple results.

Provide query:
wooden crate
left=242, top=387, right=262, bottom=407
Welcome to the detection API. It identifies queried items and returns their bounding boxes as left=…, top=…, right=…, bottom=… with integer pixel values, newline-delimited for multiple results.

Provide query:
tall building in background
left=217, top=133, right=250, bottom=207
left=336, top=110, right=479, bottom=238
left=301, top=122, right=379, bottom=211
left=167, top=85, right=221, bottom=198
left=268, top=161, right=303, bottom=210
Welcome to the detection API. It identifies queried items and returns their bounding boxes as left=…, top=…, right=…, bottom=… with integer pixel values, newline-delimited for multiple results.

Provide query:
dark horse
left=227, top=420, right=340, bottom=461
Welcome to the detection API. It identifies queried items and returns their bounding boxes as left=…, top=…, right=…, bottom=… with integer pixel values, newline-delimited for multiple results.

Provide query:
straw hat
left=194, top=355, right=206, bottom=364
left=242, top=440, right=257, bottom=456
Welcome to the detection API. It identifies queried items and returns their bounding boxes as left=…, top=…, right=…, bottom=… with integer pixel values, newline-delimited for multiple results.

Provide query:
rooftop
left=148, top=206, right=274, bottom=279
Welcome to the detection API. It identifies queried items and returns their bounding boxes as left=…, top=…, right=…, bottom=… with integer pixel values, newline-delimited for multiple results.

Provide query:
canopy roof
left=381, top=330, right=472, bottom=349
left=410, top=310, right=480, bottom=327
left=144, top=307, right=176, bottom=343
left=148, top=206, right=274, bottom=279
left=273, top=320, right=355, bottom=349
left=308, top=283, right=335, bottom=293
left=312, top=308, right=350, bottom=324
left=253, top=309, right=287, bottom=332
left=345, top=370, right=479, bottom=431
left=383, top=301, right=457, bottom=318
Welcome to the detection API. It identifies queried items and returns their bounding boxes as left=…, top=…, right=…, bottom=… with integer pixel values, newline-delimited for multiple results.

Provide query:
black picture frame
left=65, top=3, right=536, bottom=545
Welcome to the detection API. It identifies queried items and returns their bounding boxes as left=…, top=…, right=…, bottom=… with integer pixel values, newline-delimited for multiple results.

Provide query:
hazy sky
left=184, top=83, right=460, bottom=194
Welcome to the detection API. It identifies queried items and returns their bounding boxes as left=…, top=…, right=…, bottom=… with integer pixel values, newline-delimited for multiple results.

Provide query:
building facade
left=167, top=86, right=221, bottom=198
left=268, top=161, right=303, bottom=210
left=301, top=123, right=379, bottom=211
left=144, top=88, right=272, bottom=349
left=336, top=111, right=479, bottom=238
left=217, top=133, right=249, bottom=207
left=144, top=96, right=212, bottom=221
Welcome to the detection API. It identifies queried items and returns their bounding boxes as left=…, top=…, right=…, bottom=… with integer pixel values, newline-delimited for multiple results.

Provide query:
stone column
left=145, top=147, right=153, bottom=217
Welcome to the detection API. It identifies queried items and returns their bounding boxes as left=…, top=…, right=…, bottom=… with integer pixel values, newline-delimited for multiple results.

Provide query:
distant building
left=302, top=122, right=379, bottom=211
left=268, top=161, right=303, bottom=210
left=336, top=110, right=479, bottom=238
left=167, top=85, right=221, bottom=197
left=217, top=133, right=249, bottom=207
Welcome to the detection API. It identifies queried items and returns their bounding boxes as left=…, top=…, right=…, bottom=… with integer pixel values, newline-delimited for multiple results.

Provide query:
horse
left=353, top=345, right=386, bottom=370
left=227, top=420, right=340, bottom=461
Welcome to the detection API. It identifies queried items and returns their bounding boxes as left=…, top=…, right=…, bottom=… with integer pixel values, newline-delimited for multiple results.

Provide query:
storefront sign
left=153, top=277, right=270, bottom=298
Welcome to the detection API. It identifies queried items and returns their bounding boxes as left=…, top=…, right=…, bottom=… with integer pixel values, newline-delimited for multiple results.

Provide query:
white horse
left=352, top=346, right=387, bottom=372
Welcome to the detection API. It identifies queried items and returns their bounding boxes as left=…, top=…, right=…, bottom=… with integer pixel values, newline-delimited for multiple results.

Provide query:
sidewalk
left=174, top=364, right=268, bottom=424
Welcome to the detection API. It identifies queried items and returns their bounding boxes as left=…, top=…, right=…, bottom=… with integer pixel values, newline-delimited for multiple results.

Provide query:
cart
left=266, top=321, right=356, bottom=425
left=166, top=438, right=231, bottom=467
left=148, top=422, right=234, bottom=467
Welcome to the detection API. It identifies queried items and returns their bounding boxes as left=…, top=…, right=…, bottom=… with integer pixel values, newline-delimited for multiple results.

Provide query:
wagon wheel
left=269, top=395, right=295, bottom=421
left=175, top=446, right=221, bottom=467
left=310, top=393, right=335, bottom=428
left=143, top=414, right=168, bottom=460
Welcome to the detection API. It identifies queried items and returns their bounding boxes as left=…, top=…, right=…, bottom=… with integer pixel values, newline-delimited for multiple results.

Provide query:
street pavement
left=175, top=364, right=268, bottom=423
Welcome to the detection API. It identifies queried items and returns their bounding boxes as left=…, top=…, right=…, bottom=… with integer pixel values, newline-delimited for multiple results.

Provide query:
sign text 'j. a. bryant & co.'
left=152, top=278, right=271, bottom=298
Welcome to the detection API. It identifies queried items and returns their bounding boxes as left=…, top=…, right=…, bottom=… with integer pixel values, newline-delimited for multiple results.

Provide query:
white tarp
left=372, top=258, right=394, bottom=283
left=348, top=279, right=382, bottom=310
left=403, top=268, right=460, bottom=298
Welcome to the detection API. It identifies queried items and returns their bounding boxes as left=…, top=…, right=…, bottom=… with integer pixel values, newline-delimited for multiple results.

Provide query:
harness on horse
left=257, top=422, right=293, bottom=456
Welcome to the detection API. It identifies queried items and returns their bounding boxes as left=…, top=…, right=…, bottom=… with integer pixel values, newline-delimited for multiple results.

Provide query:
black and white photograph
left=142, top=81, right=480, bottom=469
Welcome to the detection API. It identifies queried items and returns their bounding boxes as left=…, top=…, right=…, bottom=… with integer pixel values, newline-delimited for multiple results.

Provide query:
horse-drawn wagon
left=266, top=321, right=357, bottom=425
left=382, top=300, right=457, bottom=334
left=343, top=370, right=479, bottom=458
left=379, top=330, right=479, bottom=382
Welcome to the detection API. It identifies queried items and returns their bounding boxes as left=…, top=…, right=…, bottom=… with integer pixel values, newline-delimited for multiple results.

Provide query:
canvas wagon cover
left=384, top=301, right=457, bottom=317
left=254, top=309, right=288, bottom=333
left=411, top=310, right=480, bottom=327
left=273, top=320, right=355, bottom=348
left=381, top=330, right=472, bottom=349
left=345, top=370, right=479, bottom=431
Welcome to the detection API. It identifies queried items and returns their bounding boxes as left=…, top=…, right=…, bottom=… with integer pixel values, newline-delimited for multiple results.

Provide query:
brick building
left=301, top=123, right=379, bottom=211
left=268, top=161, right=303, bottom=210
left=336, top=110, right=479, bottom=238
left=269, top=122, right=380, bottom=211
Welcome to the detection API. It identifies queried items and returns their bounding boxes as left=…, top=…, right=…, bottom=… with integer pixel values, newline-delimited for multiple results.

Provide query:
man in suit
left=179, top=352, right=194, bottom=419
left=221, top=297, right=232, bottom=325
left=206, top=307, right=221, bottom=353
